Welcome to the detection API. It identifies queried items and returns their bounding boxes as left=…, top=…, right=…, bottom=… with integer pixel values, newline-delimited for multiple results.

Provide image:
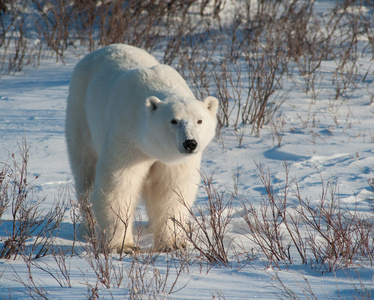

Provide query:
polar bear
left=65, top=44, right=218, bottom=252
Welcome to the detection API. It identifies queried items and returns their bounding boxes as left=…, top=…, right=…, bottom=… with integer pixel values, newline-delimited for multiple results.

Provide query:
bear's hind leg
left=66, top=118, right=98, bottom=240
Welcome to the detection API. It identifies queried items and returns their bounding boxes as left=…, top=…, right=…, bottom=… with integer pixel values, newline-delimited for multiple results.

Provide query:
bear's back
left=75, top=44, right=160, bottom=79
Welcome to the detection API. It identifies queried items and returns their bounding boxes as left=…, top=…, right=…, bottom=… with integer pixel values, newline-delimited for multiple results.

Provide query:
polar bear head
left=140, top=95, right=218, bottom=164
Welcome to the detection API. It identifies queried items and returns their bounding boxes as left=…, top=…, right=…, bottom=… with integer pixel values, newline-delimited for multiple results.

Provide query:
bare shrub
left=84, top=250, right=120, bottom=289
left=0, top=140, right=66, bottom=260
left=294, top=175, right=374, bottom=272
left=361, top=2, right=374, bottom=60
left=272, top=272, right=318, bottom=300
left=78, top=195, right=118, bottom=288
left=78, top=205, right=188, bottom=295
left=78, top=191, right=141, bottom=288
left=2, top=0, right=374, bottom=142
left=0, top=1, right=42, bottom=75
left=1, top=0, right=225, bottom=76
left=127, top=251, right=188, bottom=299
left=25, top=197, right=67, bottom=260
left=31, top=0, right=224, bottom=57
left=273, top=269, right=373, bottom=300
left=79, top=213, right=125, bottom=290
left=204, top=2, right=290, bottom=136
left=31, top=247, right=72, bottom=288
left=241, top=41, right=289, bottom=136
left=176, top=37, right=216, bottom=101
left=211, top=58, right=238, bottom=129
left=282, top=0, right=334, bottom=98
left=0, top=0, right=8, bottom=14
left=0, top=159, right=11, bottom=221
left=70, top=0, right=162, bottom=50
left=175, top=172, right=234, bottom=267
left=240, top=163, right=299, bottom=269
left=332, top=19, right=360, bottom=101
left=13, top=256, right=49, bottom=299
left=69, top=197, right=81, bottom=257
left=270, top=114, right=286, bottom=148
left=241, top=163, right=374, bottom=271
left=32, top=0, right=75, bottom=62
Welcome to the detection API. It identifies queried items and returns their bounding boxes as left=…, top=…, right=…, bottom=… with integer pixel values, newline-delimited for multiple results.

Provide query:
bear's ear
left=146, top=96, right=162, bottom=112
left=203, top=96, right=218, bottom=115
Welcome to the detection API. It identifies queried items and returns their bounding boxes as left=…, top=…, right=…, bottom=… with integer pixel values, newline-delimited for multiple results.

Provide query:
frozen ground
left=1, top=1, right=374, bottom=299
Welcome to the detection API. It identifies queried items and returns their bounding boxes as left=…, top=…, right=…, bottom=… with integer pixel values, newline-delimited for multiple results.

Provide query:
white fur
left=66, top=44, right=218, bottom=252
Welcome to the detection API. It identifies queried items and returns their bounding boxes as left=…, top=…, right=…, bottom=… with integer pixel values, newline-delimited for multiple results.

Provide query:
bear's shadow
left=0, top=216, right=156, bottom=257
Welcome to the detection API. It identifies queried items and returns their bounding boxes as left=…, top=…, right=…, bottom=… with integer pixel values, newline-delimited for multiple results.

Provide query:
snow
left=1, top=1, right=374, bottom=299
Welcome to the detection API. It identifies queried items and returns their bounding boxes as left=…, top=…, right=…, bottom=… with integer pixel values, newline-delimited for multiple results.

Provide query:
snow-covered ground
left=1, top=1, right=374, bottom=299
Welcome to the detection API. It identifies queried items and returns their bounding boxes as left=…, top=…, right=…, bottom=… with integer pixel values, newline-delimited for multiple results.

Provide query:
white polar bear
left=66, top=44, right=218, bottom=252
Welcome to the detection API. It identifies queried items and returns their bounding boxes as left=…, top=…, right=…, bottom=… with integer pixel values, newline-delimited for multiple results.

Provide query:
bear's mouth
left=179, top=147, right=198, bottom=155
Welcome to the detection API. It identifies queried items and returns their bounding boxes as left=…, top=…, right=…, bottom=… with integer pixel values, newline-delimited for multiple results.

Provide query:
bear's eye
left=171, top=119, right=178, bottom=125
left=197, top=120, right=203, bottom=124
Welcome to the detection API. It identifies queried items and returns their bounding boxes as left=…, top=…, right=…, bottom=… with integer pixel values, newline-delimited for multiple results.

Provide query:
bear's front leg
left=144, top=159, right=201, bottom=252
left=90, top=151, right=153, bottom=253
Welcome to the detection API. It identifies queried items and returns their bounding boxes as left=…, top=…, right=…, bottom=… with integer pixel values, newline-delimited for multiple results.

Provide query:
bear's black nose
left=183, top=139, right=198, bottom=153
